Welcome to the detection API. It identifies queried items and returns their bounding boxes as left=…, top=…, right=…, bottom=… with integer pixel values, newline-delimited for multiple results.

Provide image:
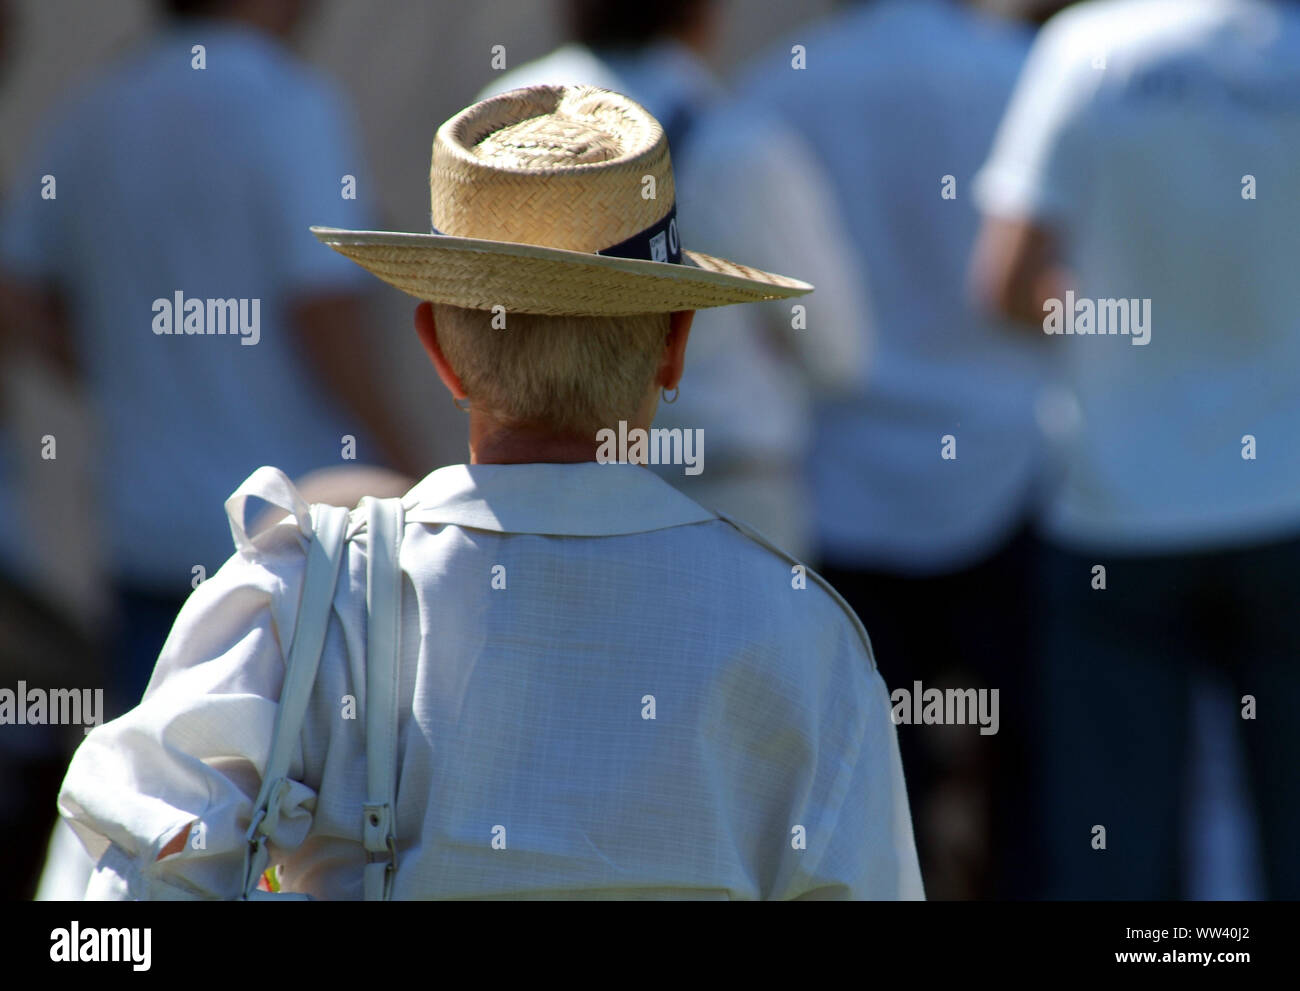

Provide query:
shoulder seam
left=711, top=510, right=879, bottom=673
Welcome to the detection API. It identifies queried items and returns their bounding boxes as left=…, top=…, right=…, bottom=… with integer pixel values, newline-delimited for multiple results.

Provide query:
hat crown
left=430, top=85, right=675, bottom=254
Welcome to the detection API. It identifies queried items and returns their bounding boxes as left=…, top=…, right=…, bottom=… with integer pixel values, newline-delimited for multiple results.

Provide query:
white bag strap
left=362, top=496, right=404, bottom=901
left=240, top=502, right=350, bottom=900
left=225, top=465, right=314, bottom=558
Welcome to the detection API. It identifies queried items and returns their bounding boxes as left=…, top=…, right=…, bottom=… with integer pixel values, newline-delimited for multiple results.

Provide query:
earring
left=661, top=386, right=679, bottom=404
left=453, top=396, right=470, bottom=412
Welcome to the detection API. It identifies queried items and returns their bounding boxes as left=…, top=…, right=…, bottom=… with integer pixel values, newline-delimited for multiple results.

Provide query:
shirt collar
left=403, top=462, right=717, bottom=537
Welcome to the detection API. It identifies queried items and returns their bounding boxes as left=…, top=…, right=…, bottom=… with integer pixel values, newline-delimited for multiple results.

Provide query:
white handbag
left=236, top=488, right=406, bottom=901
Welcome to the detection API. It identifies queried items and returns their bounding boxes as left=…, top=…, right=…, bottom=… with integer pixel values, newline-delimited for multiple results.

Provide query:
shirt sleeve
left=816, top=669, right=926, bottom=900
left=257, top=77, right=377, bottom=296
left=58, top=502, right=319, bottom=900
left=780, top=652, right=925, bottom=900
left=754, top=580, right=924, bottom=900
left=973, top=10, right=1104, bottom=227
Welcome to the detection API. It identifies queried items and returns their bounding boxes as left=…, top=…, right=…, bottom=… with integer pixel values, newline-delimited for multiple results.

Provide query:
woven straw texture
left=432, top=85, right=672, bottom=252
left=312, top=230, right=811, bottom=315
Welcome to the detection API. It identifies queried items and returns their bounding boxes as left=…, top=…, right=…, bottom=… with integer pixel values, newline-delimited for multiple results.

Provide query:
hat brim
left=310, top=227, right=812, bottom=316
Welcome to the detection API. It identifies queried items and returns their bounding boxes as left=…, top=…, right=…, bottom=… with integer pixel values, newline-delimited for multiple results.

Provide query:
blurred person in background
left=972, top=0, right=1300, bottom=899
left=740, top=0, right=1054, bottom=898
left=0, top=0, right=424, bottom=723
left=479, top=0, right=868, bottom=560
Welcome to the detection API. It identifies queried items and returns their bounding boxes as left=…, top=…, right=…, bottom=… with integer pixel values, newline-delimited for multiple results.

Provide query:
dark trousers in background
left=0, top=578, right=183, bottom=898
left=0, top=572, right=103, bottom=899
left=1040, top=534, right=1300, bottom=900
left=820, top=524, right=1045, bottom=900
left=107, top=584, right=190, bottom=721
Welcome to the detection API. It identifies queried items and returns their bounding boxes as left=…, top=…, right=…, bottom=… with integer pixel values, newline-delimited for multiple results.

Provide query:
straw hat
left=311, top=84, right=813, bottom=316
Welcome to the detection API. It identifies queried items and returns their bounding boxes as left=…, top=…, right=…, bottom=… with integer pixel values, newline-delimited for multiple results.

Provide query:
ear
left=414, top=301, right=467, bottom=400
left=656, top=310, right=694, bottom=390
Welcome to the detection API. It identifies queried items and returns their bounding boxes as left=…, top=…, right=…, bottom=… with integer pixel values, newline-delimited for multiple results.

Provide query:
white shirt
left=975, top=0, right=1300, bottom=551
left=742, top=0, right=1052, bottom=572
left=60, top=462, right=923, bottom=900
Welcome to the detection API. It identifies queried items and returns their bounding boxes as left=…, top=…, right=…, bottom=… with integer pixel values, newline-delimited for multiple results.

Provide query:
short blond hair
left=433, top=303, right=670, bottom=435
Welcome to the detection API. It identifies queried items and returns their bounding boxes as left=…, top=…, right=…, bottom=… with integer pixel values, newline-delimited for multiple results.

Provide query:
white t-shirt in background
left=976, top=0, right=1300, bottom=552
